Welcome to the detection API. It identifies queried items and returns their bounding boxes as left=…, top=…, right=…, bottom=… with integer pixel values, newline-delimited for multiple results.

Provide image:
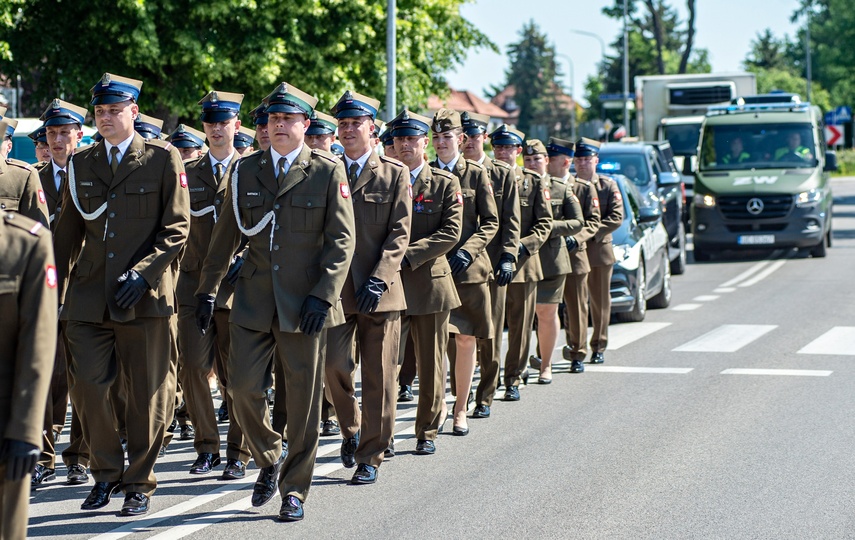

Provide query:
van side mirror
left=824, top=150, right=838, bottom=172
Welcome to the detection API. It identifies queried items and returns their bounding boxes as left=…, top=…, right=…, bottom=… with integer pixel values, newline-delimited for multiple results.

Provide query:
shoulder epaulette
left=3, top=211, right=46, bottom=236
left=550, top=175, right=567, bottom=185
left=379, top=154, right=404, bottom=168
left=184, top=155, right=206, bottom=168
left=5, top=158, right=34, bottom=171
left=144, top=138, right=174, bottom=151
left=521, top=167, right=544, bottom=178
left=33, top=161, right=50, bottom=171
left=74, top=143, right=96, bottom=154
left=574, top=177, right=592, bottom=186
left=311, top=148, right=338, bottom=163
left=465, top=158, right=486, bottom=171
left=490, top=158, right=512, bottom=170
left=430, top=167, right=456, bottom=180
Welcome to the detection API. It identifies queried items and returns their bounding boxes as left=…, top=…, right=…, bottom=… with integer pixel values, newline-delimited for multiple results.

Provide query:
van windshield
left=662, top=123, right=701, bottom=156
left=699, top=123, right=817, bottom=171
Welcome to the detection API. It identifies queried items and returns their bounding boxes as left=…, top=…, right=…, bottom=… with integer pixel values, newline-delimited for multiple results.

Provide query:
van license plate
left=737, top=235, right=775, bottom=245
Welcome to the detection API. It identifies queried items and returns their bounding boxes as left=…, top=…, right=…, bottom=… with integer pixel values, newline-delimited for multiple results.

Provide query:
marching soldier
left=430, top=109, right=498, bottom=436
left=53, top=73, right=190, bottom=516
left=178, top=91, right=251, bottom=480
left=0, top=210, right=57, bottom=540
left=324, top=91, right=410, bottom=483
left=392, top=108, right=462, bottom=455
left=234, top=126, right=256, bottom=156
left=29, top=125, right=52, bottom=164
left=380, top=129, right=398, bottom=160
left=499, top=135, right=551, bottom=401
left=305, top=111, right=337, bottom=151
left=196, top=82, right=355, bottom=522
left=133, top=114, right=164, bottom=139
left=1, top=118, right=16, bottom=158
left=0, top=120, right=50, bottom=226
left=460, top=112, right=520, bottom=420
left=574, top=138, right=623, bottom=365
left=528, top=138, right=584, bottom=382
left=251, top=103, right=270, bottom=151
left=168, top=124, right=207, bottom=161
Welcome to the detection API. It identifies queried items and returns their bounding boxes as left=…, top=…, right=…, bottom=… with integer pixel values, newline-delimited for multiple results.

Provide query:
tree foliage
left=1, top=0, right=494, bottom=127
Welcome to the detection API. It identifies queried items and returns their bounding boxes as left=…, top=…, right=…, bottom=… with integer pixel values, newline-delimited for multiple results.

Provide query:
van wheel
left=648, top=251, right=672, bottom=309
left=670, top=222, right=687, bottom=275
left=615, top=260, right=647, bottom=323
left=810, top=231, right=829, bottom=258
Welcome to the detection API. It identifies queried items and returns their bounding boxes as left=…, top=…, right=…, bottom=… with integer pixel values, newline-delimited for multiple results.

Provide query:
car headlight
left=612, top=244, right=631, bottom=262
left=796, top=188, right=823, bottom=207
left=693, top=193, right=716, bottom=208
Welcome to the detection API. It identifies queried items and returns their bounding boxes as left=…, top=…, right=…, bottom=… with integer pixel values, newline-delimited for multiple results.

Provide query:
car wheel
left=810, top=231, right=829, bottom=258
left=670, top=221, right=687, bottom=275
left=615, top=258, right=646, bottom=323
left=693, top=245, right=712, bottom=262
left=648, top=251, right=672, bottom=309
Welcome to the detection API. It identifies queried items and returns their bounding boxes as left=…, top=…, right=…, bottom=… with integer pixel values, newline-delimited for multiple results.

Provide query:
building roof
left=427, top=89, right=510, bottom=119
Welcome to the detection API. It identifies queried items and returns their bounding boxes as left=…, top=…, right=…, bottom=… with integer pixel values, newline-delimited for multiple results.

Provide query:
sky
left=446, top=0, right=803, bottom=103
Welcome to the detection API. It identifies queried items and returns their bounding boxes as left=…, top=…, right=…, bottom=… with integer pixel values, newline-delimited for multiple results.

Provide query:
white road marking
left=721, top=368, right=832, bottom=377
left=798, top=327, right=855, bottom=356
left=693, top=295, right=720, bottom=302
left=608, top=322, right=672, bottom=350
left=672, top=304, right=702, bottom=311
left=738, top=259, right=787, bottom=287
left=585, top=366, right=693, bottom=374
left=714, top=287, right=737, bottom=293
left=673, top=324, right=778, bottom=353
left=718, top=260, right=772, bottom=287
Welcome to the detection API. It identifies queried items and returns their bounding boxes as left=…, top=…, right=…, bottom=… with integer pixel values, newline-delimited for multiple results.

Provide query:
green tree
left=744, top=29, right=790, bottom=71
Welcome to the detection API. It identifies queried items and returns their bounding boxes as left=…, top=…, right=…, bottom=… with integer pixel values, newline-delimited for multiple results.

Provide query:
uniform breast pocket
left=291, top=194, right=327, bottom=232
left=0, top=196, right=19, bottom=212
left=239, top=194, right=266, bottom=226
left=125, top=182, right=159, bottom=219
left=0, top=275, right=20, bottom=319
left=461, top=189, right=476, bottom=215
left=75, top=185, right=104, bottom=214
left=190, top=188, right=210, bottom=209
left=362, top=191, right=392, bottom=225
left=412, top=200, right=442, bottom=235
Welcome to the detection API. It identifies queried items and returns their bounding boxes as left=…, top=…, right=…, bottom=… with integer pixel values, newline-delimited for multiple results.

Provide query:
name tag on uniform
left=246, top=191, right=261, bottom=196
left=80, top=181, right=94, bottom=187
left=189, top=187, right=205, bottom=193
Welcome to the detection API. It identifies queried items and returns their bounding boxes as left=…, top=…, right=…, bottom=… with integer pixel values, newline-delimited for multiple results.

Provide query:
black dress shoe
left=179, top=425, right=195, bottom=441
left=452, top=425, right=469, bottom=436
left=398, top=385, right=414, bottom=402
left=67, top=464, right=89, bottom=485
left=251, top=451, right=285, bottom=507
left=120, top=492, right=149, bottom=516
left=472, top=404, right=491, bottom=418
left=81, top=480, right=121, bottom=510
left=167, top=418, right=178, bottom=433
left=158, top=445, right=166, bottom=459
left=340, top=433, right=359, bottom=468
left=351, top=463, right=377, bottom=485
left=529, top=355, right=542, bottom=370
left=590, top=351, right=605, bottom=364
left=320, top=419, right=341, bottom=436
left=503, top=386, right=520, bottom=401
left=189, top=453, right=221, bottom=474
left=384, top=438, right=395, bottom=458
left=570, top=359, right=585, bottom=373
left=32, top=464, right=56, bottom=486
left=278, top=495, right=304, bottom=522
left=217, top=402, right=229, bottom=423
left=222, top=459, right=246, bottom=480
left=415, top=439, right=436, bottom=455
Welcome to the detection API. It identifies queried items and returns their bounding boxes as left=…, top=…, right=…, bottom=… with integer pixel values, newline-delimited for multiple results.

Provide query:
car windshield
left=597, top=152, right=649, bottom=186
left=699, top=122, right=818, bottom=171
left=663, top=123, right=701, bottom=156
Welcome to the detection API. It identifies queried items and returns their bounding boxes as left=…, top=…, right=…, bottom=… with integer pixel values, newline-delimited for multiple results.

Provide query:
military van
left=691, top=100, right=835, bottom=260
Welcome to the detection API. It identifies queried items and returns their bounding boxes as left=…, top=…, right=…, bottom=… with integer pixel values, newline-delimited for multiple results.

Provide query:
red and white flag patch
left=614, top=191, right=622, bottom=203
left=593, top=197, right=600, bottom=208
left=487, top=183, right=494, bottom=196
left=455, top=191, right=463, bottom=205
left=543, top=188, right=551, bottom=201
left=179, top=172, right=188, bottom=188
left=408, top=184, right=413, bottom=200
left=38, top=189, right=46, bottom=204
left=46, top=265, right=57, bottom=289
left=340, top=182, right=350, bottom=198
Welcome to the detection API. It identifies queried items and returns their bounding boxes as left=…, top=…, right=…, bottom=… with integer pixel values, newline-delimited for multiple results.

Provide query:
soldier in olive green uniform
left=196, top=82, right=355, bottom=522
left=178, top=91, right=251, bottom=480
left=234, top=126, right=256, bottom=156
left=527, top=138, right=584, bottom=383
left=430, top=109, right=498, bottom=436
left=0, top=211, right=56, bottom=540
left=0, top=117, right=16, bottom=158
left=0, top=120, right=50, bottom=227
left=54, top=74, right=190, bottom=516
left=251, top=103, right=270, bottom=151
left=392, top=109, right=463, bottom=455
left=575, top=138, right=623, bottom=364
left=324, top=91, right=410, bottom=483
left=168, top=124, right=207, bottom=162
left=29, top=125, right=52, bottom=164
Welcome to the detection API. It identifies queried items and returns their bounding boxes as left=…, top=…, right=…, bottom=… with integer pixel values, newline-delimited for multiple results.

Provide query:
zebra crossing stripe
left=797, top=327, right=855, bottom=356
left=673, top=324, right=778, bottom=353
left=721, top=368, right=832, bottom=377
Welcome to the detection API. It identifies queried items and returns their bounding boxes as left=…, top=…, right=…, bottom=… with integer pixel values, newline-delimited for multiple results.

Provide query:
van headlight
left=612, top=244, right=631, bottom=262
left=693, top=193, right=716, bottom=208
left=796, top=188, right=823, bottom=207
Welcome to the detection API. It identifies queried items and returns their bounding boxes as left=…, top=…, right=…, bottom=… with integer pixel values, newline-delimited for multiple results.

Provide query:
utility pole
left=386, top=0, right=397, bottom=121
left=556, top=53, right=576, bottom=139
left=622, top=0, right=630, bottom=134
left=805, top=1, right=812, bottom=103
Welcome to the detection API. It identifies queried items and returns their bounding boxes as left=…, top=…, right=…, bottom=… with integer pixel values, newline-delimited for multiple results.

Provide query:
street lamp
left=622, top=0, right=630, bottom=132
left=386, top=0, right=396, bottom=121
left=569, top=29, right=606, bottom=63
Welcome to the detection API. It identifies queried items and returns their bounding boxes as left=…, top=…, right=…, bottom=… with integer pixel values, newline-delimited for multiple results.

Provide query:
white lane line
left=738, top=259, right=787, bottom=287
left=608, top=322, right=672, bottom=350
left=673, top=324, right=778, bottom=353
left=693, top=295, right=720, bottom=302
left=718, top=261, right=771, bottom=288
left=798, top=327, right=855, bottom=356
left=672, top=304, right=702, bottom=311
left=714, top=287, right=736, bottom=293
left=721, top=368, right=832, bottom=377
left=585, top=366, right=693, bottom=374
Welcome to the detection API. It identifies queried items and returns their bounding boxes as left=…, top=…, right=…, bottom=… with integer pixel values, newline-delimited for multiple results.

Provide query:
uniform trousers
left=65, top=317, right=176, bottom=497
left=503, top=281, right=537, bottom=387
left=0, top=467, right=28, bottom=540
left=402, top=311, right=450, bottom=441
left=38, top=328, right=70, bottom=469
left=228, top=321, right=324, bottom=502
left=588, top=265, right=613, bottom=353
left=325, top=312, right=400, bottom=467
left=563, top=273, right=589, bottom=361
left=474, top=280, right=507, bottom=407
left=397, top=319, right=417, bottom=387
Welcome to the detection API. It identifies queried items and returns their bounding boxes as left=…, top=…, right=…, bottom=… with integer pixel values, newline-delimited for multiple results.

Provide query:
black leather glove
left=115, top=270, right=149, bottom=309
left=225, top=256, right=244, bottom=286
left=448, top=250, right=473, bottom=276
left=495, top=253, right=515, bottom=287
left=195, top=294, right=215, bottom=335
left=300, top=295, right=331, bottom=336
left=565, top=236, right=578, bottom=252
left=2, top=439, right=39, bottom=481
left=355, top=277, right=387, bottom=314
left=518, top=243, right=529, bottom=259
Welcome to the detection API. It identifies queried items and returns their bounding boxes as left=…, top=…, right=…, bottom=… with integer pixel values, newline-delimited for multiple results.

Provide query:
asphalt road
left=28, top=177, right=855, bottom=539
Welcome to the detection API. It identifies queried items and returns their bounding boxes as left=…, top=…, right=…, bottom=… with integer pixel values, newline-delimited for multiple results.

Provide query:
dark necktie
left=215, top=163, right=224, bottom=183
left=277, top=157, right=288, bottom=184
left=57, top=170, right=67, bottom=192
left=110, top=146, right=120, bottom=176
left=348, top=161, right=359, bottom=186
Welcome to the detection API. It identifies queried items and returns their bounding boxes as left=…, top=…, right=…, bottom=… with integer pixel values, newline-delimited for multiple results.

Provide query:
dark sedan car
left=597, top=141, right=688, bottom=275
left=609, top=175, right=672, bottom=323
